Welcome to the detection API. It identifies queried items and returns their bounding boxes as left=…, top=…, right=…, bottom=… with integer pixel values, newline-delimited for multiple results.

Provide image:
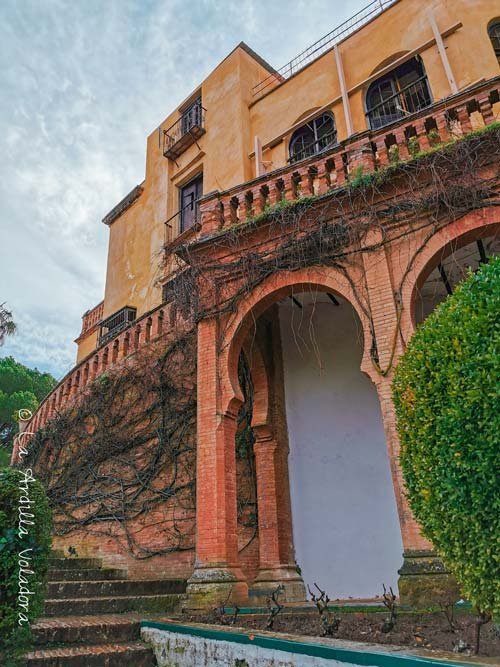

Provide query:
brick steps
left=44, top=593, right=183, bottom=616
left=32, top=613, right=141, bottom=645
left=21, top=554, right=186, bottom=664
left=49, top=557, right=103, bottom=570
left=48, top=568, right=127, bottom=581
left=47, top=578, right=185, bottom=598
left=24, top=641, right=155, bottom=666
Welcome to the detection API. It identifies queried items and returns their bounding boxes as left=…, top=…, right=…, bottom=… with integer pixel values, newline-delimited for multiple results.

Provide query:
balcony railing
left=163, top=99, right=206, bottom=160
left=195, top=78, right=499, bottom=238
left=98, top=306, right=137, bottom=345
left=252, top=0, right=397, bottom=98
left=366, top=76, right=433, bottom=130
left=80, top=301, right=104, bottom=336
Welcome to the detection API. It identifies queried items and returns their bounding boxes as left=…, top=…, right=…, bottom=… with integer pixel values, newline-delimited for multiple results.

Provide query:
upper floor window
left=488, top=21, right=500, bottom=64
left=289, top=112, right=337, bottom=163
left=181, top=96, right=203, bottom=134
left=365, top=56, right=432, bottom=130
left=163, top=95, right=206, bottom=160
left=179, top=174, right=203, bottom=232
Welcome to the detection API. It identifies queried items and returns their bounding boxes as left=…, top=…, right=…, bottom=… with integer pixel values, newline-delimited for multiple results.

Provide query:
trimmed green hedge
left=393, top=256, right=500, bottom=618
left=0, top=467, right=52, bottom=664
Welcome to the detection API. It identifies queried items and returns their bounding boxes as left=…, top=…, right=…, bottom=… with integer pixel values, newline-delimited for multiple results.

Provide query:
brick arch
left=400, top=208, right=500, bottom=341
left=219, top=266, right=372, bottom=418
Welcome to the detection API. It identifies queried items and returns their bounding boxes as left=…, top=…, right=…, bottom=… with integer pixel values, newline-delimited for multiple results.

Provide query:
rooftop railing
left=252, top=0, right=398, bottom=98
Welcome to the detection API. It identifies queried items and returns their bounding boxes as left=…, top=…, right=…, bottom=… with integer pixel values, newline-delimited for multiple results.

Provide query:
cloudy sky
left=0, top=0, right=368, bottom=379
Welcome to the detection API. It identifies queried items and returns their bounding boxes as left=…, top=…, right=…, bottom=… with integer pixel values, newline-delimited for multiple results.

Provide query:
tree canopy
left=0, top=357, right=57, bottom=465
left=0, top=304, right=16, bottom=345
left=393, top=256, right=500, bottom=617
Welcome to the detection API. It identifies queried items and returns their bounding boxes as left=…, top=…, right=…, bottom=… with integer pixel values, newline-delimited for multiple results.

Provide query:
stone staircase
left=24, top=554, right=186, bottom=666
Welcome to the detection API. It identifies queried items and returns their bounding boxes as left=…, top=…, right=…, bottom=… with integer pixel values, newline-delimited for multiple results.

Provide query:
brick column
left=186, top=317, right=248, bottom=608
left=363, top=230, right=458, bottom=607
left=250, top=425, right=306, bottom=603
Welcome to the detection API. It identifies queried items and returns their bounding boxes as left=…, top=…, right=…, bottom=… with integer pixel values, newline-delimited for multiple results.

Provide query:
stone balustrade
left=198, top=78, right=499, bottom=236
left=22, top=304, right=168, bottom=439
left=80, top=300, right=104, bottom=336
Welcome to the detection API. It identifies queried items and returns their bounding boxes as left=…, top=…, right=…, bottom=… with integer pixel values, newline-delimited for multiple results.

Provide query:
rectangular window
left=179, top=174, right=203, bottom=232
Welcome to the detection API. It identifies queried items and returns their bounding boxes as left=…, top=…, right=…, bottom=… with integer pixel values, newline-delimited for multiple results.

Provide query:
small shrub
left=407, top=136, right=420, bottom=158
left=0, top=468, right=52, bottom=664
left=393, top=257, right=500, bottom=619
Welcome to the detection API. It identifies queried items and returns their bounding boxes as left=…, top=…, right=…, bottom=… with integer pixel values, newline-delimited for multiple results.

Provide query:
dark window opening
left=289, top=112, right=337, bottom=163
left=366, top=57, right=432, bottom=130
left=98, top=306, right=137, bottom=345
left=181, top=96, right=203, bottom=135
left=179, top=174, right=203, bottom=232
left=488, top=21, right=500, bottom=64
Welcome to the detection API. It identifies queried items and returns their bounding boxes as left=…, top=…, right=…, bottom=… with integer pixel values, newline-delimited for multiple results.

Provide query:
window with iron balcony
left=163, top=96, right=206, bottom=160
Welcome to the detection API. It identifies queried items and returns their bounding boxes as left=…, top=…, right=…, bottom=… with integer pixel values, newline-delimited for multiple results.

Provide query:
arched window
left=289, top=112, right=337, bottom=163
left=488, top=21, right=500, bottom=64
left=365, top=56, right=432, bottom=130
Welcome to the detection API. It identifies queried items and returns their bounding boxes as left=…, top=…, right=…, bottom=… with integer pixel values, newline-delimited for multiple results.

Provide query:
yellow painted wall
left=77, top=0, right=500, bottom=359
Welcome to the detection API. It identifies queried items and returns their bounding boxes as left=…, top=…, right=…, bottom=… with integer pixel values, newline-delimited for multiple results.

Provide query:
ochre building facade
left=18, top=0, right=500, bottom=608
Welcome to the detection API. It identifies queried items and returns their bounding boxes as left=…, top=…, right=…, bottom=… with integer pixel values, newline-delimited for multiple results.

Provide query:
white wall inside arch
left=279, top=294, right=403, bottom=599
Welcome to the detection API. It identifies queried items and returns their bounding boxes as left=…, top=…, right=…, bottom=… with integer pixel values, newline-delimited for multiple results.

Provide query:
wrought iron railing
left=163, top=100, right=206, bottom=158
left=366, top=76, right=432, bottom=130
left=252, top=0, right=397, bottom=98
left=289, top=131, right=338, bottom=164
left=164, top=201, right=201, bottom=243
left=98, top=306, right=137, bottom=345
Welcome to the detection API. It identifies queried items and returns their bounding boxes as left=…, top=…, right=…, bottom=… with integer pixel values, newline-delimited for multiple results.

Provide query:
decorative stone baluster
left=153, top=309, right=164, bottom=338
left=414, top=119, right=431, bottom=152
left=434, top=110, right=451, bottom=143
left=333, top=153, right=346, bottom=186
left=281, top=173, right=295, bottom=201
left=394, top=129, right=410, bottom=160
left=374, top=136, right=390, bottom=167
left=478, top=95, right=494, bottom=126
left=455, top=104, right=473, bottom=134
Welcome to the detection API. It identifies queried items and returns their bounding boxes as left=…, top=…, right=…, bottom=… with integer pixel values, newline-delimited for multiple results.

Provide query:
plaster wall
left=142, top=627, right=367, bottom=667
left=279, top=297, right=403, bottom=598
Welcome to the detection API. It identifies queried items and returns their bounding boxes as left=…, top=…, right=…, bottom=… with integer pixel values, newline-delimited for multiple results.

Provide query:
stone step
left=49, top=557, right=103, bottom=570
left=24, top=641, right=156, bottom=666
left=47, top=579, right=186, bottom=599
left=31, top=613, right=141, bottom=645
left=44, top=593, right=183, bottom=616
left=48, top=568, right=128, bottom=582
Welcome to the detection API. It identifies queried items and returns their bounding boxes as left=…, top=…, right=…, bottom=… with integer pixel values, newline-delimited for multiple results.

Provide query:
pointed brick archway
left=187, top=264, right=426, bottom=608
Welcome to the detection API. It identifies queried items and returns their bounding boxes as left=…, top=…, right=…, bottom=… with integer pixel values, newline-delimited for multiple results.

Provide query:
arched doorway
left=276, top=291, right=403, bottom=599
left=413, top=234, right=500, bottom=325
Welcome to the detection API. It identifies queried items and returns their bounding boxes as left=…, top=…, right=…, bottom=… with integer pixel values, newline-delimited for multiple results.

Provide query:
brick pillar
left=186, top=317, right=248, bottom=608
left=250, top=425, right=306, bottom=603
left=363, top=230, right=459, bottom=607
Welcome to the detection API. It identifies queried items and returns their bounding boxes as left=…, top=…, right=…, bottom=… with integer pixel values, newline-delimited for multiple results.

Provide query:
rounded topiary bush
left=393, top=255, right=500, bottom=617
left=0, top=467, right=52, bottom=663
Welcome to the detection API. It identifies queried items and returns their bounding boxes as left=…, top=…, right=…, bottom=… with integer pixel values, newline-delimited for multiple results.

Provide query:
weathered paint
left=140, top=621, right=474, bottom=667
left=279, top=296, right=403, bottom=598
